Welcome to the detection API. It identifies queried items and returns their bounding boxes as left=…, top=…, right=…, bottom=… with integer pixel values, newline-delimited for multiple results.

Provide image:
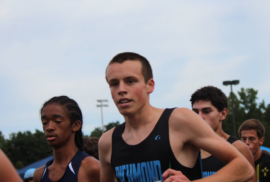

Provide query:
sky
left=0, top=0, right=269, bottom=138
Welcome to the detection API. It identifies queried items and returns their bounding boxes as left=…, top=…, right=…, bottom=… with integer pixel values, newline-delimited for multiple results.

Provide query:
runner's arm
left=0, top=150, right=22, bottom=182
left=99, top=129, right=118, bottom=182
left=171, top=108, right=254, bottom=182
left=33, top=166, right=45, bottom=182
left=233, top=141, right=257, bottom=182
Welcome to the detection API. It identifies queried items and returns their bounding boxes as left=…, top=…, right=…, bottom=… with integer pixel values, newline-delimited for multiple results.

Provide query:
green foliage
left=1, top=130, right=52, bottom=169
left=223, top=88, right=270, bottom=147
left=0, top=131, right=5, bottom=149
left=15, top=161, right=24, bottom=169
left=90, top=121, right=120, bottom=138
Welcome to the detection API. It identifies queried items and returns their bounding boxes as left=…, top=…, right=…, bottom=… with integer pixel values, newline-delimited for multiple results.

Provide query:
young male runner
left=190, top=86, right=256, bottom=181
left=99, top=52, right=254, bottom=182
left=33, top=96, right=100, bottom=182
left=239, top=119, right=270, bottom=182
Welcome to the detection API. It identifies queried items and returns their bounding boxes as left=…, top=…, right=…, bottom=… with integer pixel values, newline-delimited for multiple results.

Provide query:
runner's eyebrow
left=41, top=114, right=64, bottom=119
left=52, top=114, right=64, bottom=118
left=201, top=107, right=212, bottom=111
left=108, top=78, right=118, bottom=82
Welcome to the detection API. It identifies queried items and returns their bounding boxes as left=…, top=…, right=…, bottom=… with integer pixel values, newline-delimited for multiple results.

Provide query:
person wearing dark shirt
left=33, top=96, right=100, bottom=182
left=239, top=119, right=270, bottom=182
left=190, top=86, right=256, bottom=181
left=99, top=52, right=254, bottom=182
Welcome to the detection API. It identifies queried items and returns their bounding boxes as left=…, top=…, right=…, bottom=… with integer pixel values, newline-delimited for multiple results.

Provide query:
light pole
left=97, top=100, right=108, bottom=133
left=223, top=80, right=239, bottom=137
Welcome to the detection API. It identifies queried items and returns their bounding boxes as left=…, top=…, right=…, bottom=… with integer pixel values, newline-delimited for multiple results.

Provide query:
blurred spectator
left=23, top=168, right=35, bottom=182
left=239, top=119, right=270, bottom=182
left=83, top=137, right=99, bottom=160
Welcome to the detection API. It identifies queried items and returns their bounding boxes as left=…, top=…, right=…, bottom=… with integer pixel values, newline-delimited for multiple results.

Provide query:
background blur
left=0, top=0, right=270, bottom=168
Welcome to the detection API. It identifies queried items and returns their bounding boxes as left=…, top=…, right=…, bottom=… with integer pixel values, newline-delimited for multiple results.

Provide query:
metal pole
left=100, top=102, right=104, bottom=134
left=97, top=100, right=108, bottom=134
left=230, top=84, right=236, bottom=137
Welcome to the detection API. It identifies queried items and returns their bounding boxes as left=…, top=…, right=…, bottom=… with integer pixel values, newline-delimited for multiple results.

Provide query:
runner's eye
left=127, top=80, right=134, bottom=84
left=203, top=110, right=211, bottom=114
left=110, top=82, right=118, bottom=87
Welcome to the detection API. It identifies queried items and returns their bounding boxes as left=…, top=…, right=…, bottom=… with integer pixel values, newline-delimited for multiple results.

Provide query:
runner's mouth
left=118, top=99, right=132, bottom=104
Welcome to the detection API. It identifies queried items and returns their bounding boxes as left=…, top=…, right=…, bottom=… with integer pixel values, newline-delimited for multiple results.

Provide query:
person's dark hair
left=83, top=137, right=99, bottom=160
left=40, top=96, right=83, bottom=149
left=190, top=86, right=228, bottom=112
left=107, top=52, right=153, bottom=83
left=238, top=119, right=265, bottom=139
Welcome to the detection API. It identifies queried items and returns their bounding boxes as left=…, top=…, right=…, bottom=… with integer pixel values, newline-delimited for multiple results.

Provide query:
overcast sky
left=0, top=0, right=269, bottom=138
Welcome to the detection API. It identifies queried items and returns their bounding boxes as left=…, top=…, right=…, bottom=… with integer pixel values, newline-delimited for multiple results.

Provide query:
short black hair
left=108, top=52, right=153, bottom=83
left=190, top=86, right=228, bottom=112
left=40, top=96, right=83, bottom=149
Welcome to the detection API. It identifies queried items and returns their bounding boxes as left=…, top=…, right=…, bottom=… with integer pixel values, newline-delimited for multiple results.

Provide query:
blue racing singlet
left=40, top=150, right=89, bottom=182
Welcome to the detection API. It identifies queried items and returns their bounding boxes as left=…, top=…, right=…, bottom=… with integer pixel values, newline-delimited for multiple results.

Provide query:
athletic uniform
left=202, top=136, right=237, bottom=178
left=111, top=108, right=202, bottom=182
left=255, top=152, right=270, bottom=182
left=40, top=150, right=88, bottom=182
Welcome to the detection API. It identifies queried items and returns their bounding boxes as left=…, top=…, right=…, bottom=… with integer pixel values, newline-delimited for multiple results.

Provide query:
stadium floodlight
left=97, top=100, right=108, bottom=133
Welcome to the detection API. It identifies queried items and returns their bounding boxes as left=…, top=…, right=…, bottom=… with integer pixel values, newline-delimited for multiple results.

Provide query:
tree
left=0, top=131, right=5, bottom=149
left=90, top=121, right=120, bottom=138
left=2, top=130, right=52, bottom=169
left=223, top=88, right=270, bottom=147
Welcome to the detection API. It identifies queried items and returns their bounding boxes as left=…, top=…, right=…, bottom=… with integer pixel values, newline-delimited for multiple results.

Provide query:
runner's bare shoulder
left=33, top=165, right=45, bottom=182
left=80, top=156, right=100, bottom=181
left=99, top=127, right=116, bottom=154
left=169, top=108, right=197, bottom=128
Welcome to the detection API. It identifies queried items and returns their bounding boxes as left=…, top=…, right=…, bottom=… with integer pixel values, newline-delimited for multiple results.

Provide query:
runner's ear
left=220, top=108, right=228, bottom=121
left=259, top=137, right=264, bottom=146
left=147, top=78, right=155, bottom=94
left=72, top=120, right=82, bottom=132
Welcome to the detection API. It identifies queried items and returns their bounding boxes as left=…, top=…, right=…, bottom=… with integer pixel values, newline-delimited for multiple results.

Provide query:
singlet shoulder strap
left=41, top=159, right=53, bottom=180
left=69, top=150, right=89, bottom=175
left=227, top=135, right=238, bottom=144
left=161, top=108, right=176, bottom=120
left=112, top=122, right=125, bottom=143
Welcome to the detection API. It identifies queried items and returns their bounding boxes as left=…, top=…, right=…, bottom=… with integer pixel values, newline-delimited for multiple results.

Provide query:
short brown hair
left=238, top=119, right=265, bottom=139
left=107, top=52, right=153, bottom=83
left=83, top=137, right=99, bottom=160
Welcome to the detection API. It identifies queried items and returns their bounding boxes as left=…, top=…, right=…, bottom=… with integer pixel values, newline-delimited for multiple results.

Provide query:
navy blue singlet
left=111, top=108, right=202, bottom=182
left=40, top=150, right=89, bottom=182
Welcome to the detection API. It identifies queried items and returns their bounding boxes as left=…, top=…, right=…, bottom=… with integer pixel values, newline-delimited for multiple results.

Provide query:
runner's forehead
left=106, top=61, right=143, bottom=81
left=192, top=100, right=214, bottom=108
left=241, top=129, right=258, bottom=137
left=41, top=104, right=67, bottom=117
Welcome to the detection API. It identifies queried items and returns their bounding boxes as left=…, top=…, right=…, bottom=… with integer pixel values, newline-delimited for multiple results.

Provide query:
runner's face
left=192, top=100, right=226, bottom=131
left=41, top=103, right=74, bottom=148
left=241, top=129, right=264, bottom=155
left=106, top=60, right=154, bottom=116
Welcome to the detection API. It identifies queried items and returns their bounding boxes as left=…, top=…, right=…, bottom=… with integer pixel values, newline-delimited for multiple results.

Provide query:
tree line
left=0, top=88, right=269, bottom=169
left=223, top=88, right=270, bottom=144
